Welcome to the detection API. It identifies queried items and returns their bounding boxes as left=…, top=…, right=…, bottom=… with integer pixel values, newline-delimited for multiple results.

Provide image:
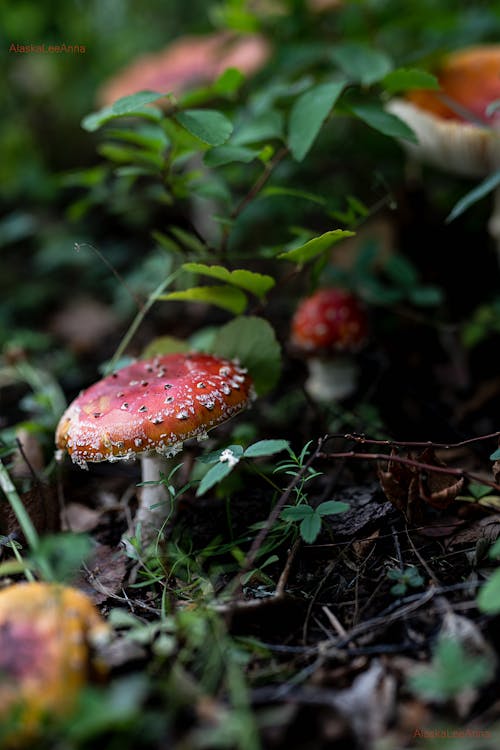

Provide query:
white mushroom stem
left=305, top=355, right=359, bottom=402
left=132, top=455, right=173, bottom=547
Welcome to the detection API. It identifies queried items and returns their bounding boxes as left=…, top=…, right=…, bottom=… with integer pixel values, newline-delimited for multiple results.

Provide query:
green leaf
left=232, top=111, right=284, bottom=146
left=409, top=639, right=493, bottom=699
left=490, top=447, right=500, bottom=461
left=300, top=512, right=322, bottom=543
left=81, top=91, right=167, bottom=131
left=350, top=103, right=417, bottom=142
left=196, top=461, right=236, bottom=496
left=478, top=570, right=500, bottom=614
left=408, top=286, right=443, bottom=307
left=210, top=316, right=281, bottom=396
left=489, top=538, right=500, bottom=558
left=281, top=505, right=314, bottom=521
left=182, top=263, right=275, bottom=298
left=204, top=145, right=260, bottom=167
left=278, top=229, right=355, bottom=264
left=212, top=67, right=246, bottom=96
left=331, top=43, right=392, bottom=86
left=288, top=81, right=346, bottom=161
left=244, top=439, right=290, bottom=458
left=31, top=532, right=93, bottom=583
left=468, top=482, right=493, bottom=500
left=446, top=171, right=500, bottom=224
left=316, top=500, right=349, bottom=516
left=161, top=285, right=247, bottom=314
left=174, top=109, right=233, bottom=146
left=382, top=68, right=439, bottom=94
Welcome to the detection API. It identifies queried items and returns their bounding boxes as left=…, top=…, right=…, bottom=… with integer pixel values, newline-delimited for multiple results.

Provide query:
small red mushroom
left=56, top=352, right=255, bottom=544
left=291, top=288, right=368, bottom=401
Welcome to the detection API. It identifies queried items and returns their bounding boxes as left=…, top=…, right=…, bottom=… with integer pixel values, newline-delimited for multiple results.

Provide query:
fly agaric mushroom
left=0, top=582, right=108, bottom=742
left=386, top=46, right=500, bottom=260
left=291, top=288, right=369, bottom=402
left=56, top=352, right=255, bottom=544
left=98, top=31, right=271, bottom=107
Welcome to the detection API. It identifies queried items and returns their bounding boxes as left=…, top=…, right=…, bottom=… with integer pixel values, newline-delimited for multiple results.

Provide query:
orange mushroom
left=387, top=46, right=500, bottom=260
left=0, top=582, right=108, bottom=744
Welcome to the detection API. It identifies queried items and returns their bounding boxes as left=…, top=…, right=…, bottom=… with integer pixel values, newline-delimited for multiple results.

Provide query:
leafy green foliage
left=278, top=229, right=355, bottom=264
left=349, top=103, right=418, bottom=142
left=288, top=81, right=346, bottom=161
left=174, top=109, right=233, bottom=146
left=386, top=566, right=424, bottom=596
left=196, top=440, right=289, bottom=496
left=331, top=43, right=393, bottom=86
left=447, top=170, right=500, bottom=224
left=81, top=91, right=168, bottom=132
left=281, top=500, right=349, bottom=544
left=182, top=263, right=275, bottom=298
left=381, top=68, right=439, bottom=94
left=161, top=285, right=248, bottom=314
left=211, top=316, right=282, bottom=395
left=409, top=638, right=494, bottom=700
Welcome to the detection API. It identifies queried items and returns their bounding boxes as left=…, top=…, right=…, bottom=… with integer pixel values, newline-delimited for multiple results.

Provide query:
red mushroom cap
left=291, top=288, right=368, bottom=354
left=56, top=352, right=255, bottom=468
left=407, top=46, right=500, bottom=125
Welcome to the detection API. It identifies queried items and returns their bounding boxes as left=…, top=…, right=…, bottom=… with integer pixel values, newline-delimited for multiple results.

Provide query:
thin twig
left=318, top=450, right=500, bottom=492
left=75, top=243, right=143, bottom=311
left=335, top=431, right=500, bottom=451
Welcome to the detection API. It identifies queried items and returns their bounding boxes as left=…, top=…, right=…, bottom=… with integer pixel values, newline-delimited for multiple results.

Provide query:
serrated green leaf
left=382, top=68, right=439, bottom=94
left=490, top=447, right=500, bottom=461
left=300, top=512, right=322, bottom=543
left=204, top=145, right=259, bottom=167
left=244, top=439, right=290, bottom=458
left=161, top=285, right=247, bottom=314
left=331, top=43, right=392, bottom=86
left=447, top=171, right=500, bottom=224
left=174, top=109, right=233, bottom=146
left=182, top=263, right=275, bottom=298
left=278, top=229, right=355, bottom=264
left=196, top=461, right=235, bottom=496
left=316, top=500, right=349, bottom=516
left=288, top=81, right=346, bottom=161
left=210, top=316, right=281, bottom=395
left=350, top=103, right=417, bottom=143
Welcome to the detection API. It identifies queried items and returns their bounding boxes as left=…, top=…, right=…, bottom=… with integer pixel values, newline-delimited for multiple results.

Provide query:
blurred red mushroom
left=386, top=46, right=500, bottom=259
left=98, top=31, right=271, bottom=107
left=291, top=288, right=369, bottom=402
left=0, top=582, right=108, bottom=743
left=56, top=352, right=255, bottom=545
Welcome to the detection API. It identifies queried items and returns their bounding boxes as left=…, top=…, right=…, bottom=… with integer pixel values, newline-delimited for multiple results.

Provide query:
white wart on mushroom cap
left=56, top=352, right=255, bottom=468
